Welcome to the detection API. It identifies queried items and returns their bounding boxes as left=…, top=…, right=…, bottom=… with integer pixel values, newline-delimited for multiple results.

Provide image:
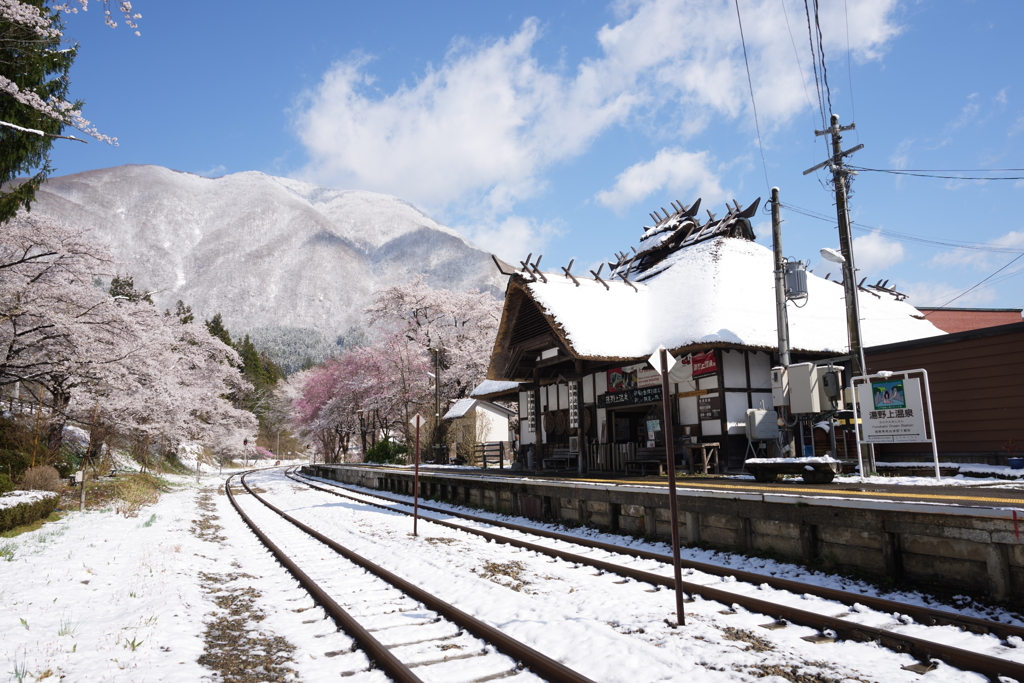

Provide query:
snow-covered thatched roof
left=523, top=236, right=942, bottom=359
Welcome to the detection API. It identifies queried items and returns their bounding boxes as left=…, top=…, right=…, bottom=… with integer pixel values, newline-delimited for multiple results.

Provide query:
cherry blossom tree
left=365, top=276, right=501, bottom=437
left=1, top=0, right=141, bottom=221
left=0, top=211, right=257, bottom=467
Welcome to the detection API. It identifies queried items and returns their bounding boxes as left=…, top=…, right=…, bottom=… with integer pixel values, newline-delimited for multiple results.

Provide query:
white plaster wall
left=749, top=351, right=772, bottom=389
left=722, top=350, right=747, bottom=388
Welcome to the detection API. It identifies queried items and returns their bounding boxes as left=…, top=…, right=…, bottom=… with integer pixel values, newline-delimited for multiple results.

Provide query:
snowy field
left=2, top=467, right=1022, bottom=682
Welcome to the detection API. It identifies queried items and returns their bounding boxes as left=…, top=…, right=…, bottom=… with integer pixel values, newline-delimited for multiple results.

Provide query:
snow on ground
left=298, top=470, right=1024, bottom=628
left=0, top=470, right=363, bottom=682
left=0, top=490, right=57, bottom=510
left=3, top=465, right=1021, bottom=682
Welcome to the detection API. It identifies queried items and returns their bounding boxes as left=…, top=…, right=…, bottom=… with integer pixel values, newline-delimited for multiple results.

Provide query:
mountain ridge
left=26, top=165, right=506, bottom=365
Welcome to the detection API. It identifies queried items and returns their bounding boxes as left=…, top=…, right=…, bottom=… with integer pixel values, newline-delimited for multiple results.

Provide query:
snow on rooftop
left=443, top=398, right=478, bottom=420
left=470, top=380, right=521, bottom=397
left=526, top=237, right=943, bottom=359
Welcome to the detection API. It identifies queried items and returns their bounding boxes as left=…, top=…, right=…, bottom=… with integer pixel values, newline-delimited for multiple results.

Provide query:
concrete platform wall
left=304, top=465, right=1019, bottom=601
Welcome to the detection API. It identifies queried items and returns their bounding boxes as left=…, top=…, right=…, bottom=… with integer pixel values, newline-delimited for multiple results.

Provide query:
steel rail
left=240, top=471, right=596, bottom=683
left=224, top=473, right=424, bottom=683
left=291, top=469, right=1023, bottom=639
left=289, top=469, right=1024, bottom=682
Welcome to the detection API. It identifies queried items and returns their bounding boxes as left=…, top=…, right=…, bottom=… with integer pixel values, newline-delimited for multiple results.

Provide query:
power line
left=778, top=201, right=1024, bottom=254
left=803, top=0, right=826, bottom=128
left=923, top=253, right=1024, bottom=311
left=843, top=0, right=858, bottom=143
left=849, top=166, right=1024, bottom=180
left=780, top=0, right=816, bottom=118
left=812, top=0, right=833, bottom=117
left=734, top=0, right=771, bottom=192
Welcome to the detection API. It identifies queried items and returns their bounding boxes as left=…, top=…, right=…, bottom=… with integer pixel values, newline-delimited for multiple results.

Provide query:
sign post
left=852, top=370, right=939, bottom=479
left=409, top=414, right=425, bottom=536
left=650, top=345, right=685, bottom=627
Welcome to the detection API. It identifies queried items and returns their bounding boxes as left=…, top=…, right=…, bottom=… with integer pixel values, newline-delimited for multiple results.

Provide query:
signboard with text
left=698, top=393, right=722, bottom=421
left=691, top=351, right=718, bottom=378
left=598, top=385, right=662, bottom=407
left=858, top=378, right=927, bottom=443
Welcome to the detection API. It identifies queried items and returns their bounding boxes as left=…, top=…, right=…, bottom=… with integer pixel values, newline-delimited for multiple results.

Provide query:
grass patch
left=0, top=511, right=63, bottom=538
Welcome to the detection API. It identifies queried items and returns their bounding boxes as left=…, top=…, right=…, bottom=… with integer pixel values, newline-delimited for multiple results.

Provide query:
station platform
left=304, top=463, right=1024, bottom=602
left=358, top=465, right=1024, bottom=512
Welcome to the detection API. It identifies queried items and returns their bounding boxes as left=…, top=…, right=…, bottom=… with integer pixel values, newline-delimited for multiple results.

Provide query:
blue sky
left=52, top=0, right=1024, bottom=311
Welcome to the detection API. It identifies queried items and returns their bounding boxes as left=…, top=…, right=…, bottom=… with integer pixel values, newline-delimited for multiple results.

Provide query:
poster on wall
left=607, top=364, right=660, bottom=392
left=692, top=351, right=718, bottom=378
left=858, top=378, right=927, bottom=443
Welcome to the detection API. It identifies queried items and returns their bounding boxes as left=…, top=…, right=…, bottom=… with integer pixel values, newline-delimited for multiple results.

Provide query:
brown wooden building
left=865, top=321, right=1024, bottom=464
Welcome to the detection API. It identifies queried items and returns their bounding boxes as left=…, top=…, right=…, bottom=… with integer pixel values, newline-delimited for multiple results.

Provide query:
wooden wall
left=865, top=323, right=1024, bottom=457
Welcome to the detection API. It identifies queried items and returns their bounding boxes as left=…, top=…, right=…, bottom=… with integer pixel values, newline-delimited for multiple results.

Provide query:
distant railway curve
left=225, top=470, right=596, bottom=683
left=288, top=467, right=1024, bottom=682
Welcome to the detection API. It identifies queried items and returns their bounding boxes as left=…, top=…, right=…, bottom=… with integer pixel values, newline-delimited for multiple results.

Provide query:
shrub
left=19, top=466, right=63, bottom=492
left=365, top=439, right=408, bottom=465
left=0, top=491, right=59, bottom=533
left=0, top=473, right=13, bottom=495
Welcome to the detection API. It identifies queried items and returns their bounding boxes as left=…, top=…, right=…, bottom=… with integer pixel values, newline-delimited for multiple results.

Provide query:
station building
left=480, top=198, right=944, bottom=473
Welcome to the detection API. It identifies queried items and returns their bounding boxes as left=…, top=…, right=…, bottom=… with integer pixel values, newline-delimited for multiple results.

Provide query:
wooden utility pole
left=805, top=113, right=874, bottom=473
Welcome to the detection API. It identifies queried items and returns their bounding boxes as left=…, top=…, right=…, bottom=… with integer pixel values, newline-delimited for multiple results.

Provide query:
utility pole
left=771, top=187, right=790, bottom=368
left=432, top=347, right=443, bottom=464
left=805, top=113, right=874, bottom=473
left=771, top=188, right=796, bottom=458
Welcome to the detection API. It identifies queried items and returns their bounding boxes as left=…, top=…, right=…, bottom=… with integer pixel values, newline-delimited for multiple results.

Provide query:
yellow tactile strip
left=571, top=477, right=1024, bottom=506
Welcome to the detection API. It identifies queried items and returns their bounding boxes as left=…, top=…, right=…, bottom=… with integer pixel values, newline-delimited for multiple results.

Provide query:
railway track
left=225, top=471, right=596, bottom=683
left=289, top=467, right=1024, bottom=682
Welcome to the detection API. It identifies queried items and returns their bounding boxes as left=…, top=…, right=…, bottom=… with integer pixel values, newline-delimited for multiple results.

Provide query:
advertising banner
left=607, top=364, right=660, bottom=393
left=692, top=351, right=718, bottom=378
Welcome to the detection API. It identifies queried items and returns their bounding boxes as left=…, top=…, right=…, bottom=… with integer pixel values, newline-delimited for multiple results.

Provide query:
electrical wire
left=781, top=0, right=817, bottom=121
left=803, top=0, right=827, bottom=128
left=849, top=166, right=1024, bottom=181
left=777, top=201, right=1024, bottom=254
left=734, top=0, right=771, bottom=193
left=923, top=253, right=1024, bottom=311
left=812, top=0, right=833, bottom=117
left=844, top=0, right=858, bottom=143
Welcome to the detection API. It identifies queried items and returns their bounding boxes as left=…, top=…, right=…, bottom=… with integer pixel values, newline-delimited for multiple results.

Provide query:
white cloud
left=902, top=280, right=997, bottom=308
left=931, top=230, right=1024, bottom=270
left=851, top=230, right=906, bottom=274
left=595, top=148, right=726, bottom=212
left=292, top=0, right=900, bottom=216
left=459, top=214, right=564, bottom=262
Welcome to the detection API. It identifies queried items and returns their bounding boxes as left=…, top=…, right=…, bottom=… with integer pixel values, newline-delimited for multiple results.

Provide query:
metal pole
left=79, top=471, right=85, bottom=512
left=660, top=348, right=686, bottom=627
left=434, top=348, right=442, bottom=463
left=413, top=417, right=421, bottom=536
left=920, top=370, right=941, bottom=480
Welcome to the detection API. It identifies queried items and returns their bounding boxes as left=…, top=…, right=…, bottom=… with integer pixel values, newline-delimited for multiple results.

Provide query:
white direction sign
left=858, top=377, right=928, bottom=443
left=409, top=413, right=426, bottom=428
left=648, top=345, right=679, bottom=374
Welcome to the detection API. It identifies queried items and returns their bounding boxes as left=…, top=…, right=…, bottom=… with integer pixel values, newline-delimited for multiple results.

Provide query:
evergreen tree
left=165, top=300, right=194, bottom=325
left=204, top=313, right=232, bottom=348
left=108, top=274, right=153, bottom=304
left=0, top=1, right=78, bottom=222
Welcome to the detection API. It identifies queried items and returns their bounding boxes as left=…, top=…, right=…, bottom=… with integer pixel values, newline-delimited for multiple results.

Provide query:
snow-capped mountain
left=29, top=165, right=505, bottom=365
